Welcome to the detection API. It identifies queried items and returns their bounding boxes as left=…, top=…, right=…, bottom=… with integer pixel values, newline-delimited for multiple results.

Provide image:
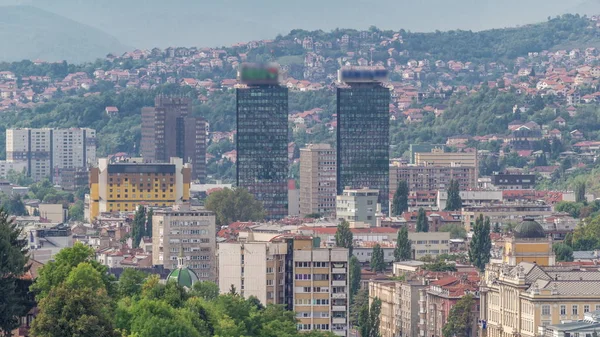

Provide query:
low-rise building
left=336, top=187, right=379, bottom=226
left=462, top=204, right=552, bottom=231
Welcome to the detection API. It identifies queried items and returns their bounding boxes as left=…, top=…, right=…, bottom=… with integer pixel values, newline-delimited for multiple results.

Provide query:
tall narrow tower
left=336, top=67, right=390, bottom=215
left=236, top=64, right=289, bottom=220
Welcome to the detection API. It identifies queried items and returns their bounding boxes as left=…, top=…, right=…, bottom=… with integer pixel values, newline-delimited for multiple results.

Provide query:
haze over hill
left=0, top=5, right=128, bottom=63
left=2, top=0, right=600, bottom=50
left=1, top=0, right=600, bottom=62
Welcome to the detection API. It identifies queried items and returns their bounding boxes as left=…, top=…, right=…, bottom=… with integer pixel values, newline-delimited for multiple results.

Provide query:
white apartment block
left=218, top=240, right=288, bottom=305
left=6, top=128, right=96, bottom=182
left=218, top=235, right=350, bottom=336
left=152, top=208, right=217, bottom=281
left=336, top=187, right=379, bottom=226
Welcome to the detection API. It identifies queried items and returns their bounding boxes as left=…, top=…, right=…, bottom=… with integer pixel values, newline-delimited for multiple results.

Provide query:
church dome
left=167, top=266, right=199, bottom=288
left=513, top=218, right=546, bottom=239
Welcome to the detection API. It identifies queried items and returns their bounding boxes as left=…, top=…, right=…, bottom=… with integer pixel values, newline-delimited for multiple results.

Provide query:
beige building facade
left=415, top=149, right=478, bottom=168
left=369, top=279, right=425, bottom=337
left=152, top=208, right=216, bottom=281
left=390, top=164, right=478, bottom=195
left=299, top=144, right=337, bottom=217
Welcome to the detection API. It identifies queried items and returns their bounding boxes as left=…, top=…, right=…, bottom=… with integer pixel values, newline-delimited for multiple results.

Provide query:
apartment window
left=266, top=267, right=273, bottom=273
left=560, top=305, right=566, bottom=315
left=266, top=280, right=273, bottom=286
left=584, top=305, right=590, bottom=313
left=295, top=262, right=310, bottom=268
left=313, top=299, right=329, bottom=305
left=573, top=305, right=579, bottom=315
left=596, top=305, right=600, bottom=311
left=295, top=274, right=311, bottom=280
left=313, top=274, right=329, bottom=281
left=541, top=305, right=550, bottom=316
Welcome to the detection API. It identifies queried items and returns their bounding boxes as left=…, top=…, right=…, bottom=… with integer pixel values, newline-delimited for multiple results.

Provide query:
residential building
left=337, top=69, right=390, bottom=215
left=408, top=144, right=446, bottom=164
left=140, top=96, right=207, bottom=182
left=236, top=81, right=288, bottom=220
left=288, top=179, right=300, bottom=216
left=0, top=160, right=27, bottom=179
left=86, top=157, right=191, bottom=220
left=491, top=173, right=536, bottom=190
left=152, top=207, right=216, bottom=281
left=218, top=234, right=350, bottom=336
left=424, top=275, right=480, bottom=337
left=300, top=144, right=337, bottom=217
left=436, top=190, right=503, bottom=210
left=408, top=232, right=451, bottom=260
left=336, top=187, right=379, bottom=226
left=293, top=237, right=349, bottom=336
left=369, top=279, right=426, bottom=337
left=6, top=128, right=96, bottom=182
left=218, top=238, right=289, bottom=305
left=462, top=204, right=553, bottom=231
left=390, top=165, right=478, bottom=195
left=414, top=149, right=478, bottom=168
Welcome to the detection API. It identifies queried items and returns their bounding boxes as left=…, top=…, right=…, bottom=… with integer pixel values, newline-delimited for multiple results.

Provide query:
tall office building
left=299, top=144, right=337, bottom=217
left=336, top=68, right=390, bottom=215
left=86, top=157, right=191, bottom=220
left=6, top=128, right=96, bottom=182
left=236, top=64, right=288, bottom=220
left=141, top=96, right=207, bottom=183
left=152, top=207, right=217, bottom=281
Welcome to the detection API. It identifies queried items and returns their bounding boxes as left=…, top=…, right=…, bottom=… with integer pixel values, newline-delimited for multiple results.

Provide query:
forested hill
left=272, top=14, right=600, bottom=63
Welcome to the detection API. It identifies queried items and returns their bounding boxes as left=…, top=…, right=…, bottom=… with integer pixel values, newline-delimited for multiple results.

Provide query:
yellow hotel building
left=86, top=157, right=190, bottom=220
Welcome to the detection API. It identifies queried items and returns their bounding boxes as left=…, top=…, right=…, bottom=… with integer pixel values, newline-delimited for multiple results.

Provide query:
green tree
left=335, top=219, right=354, bottom=255
left=349, top=255, right=361, bottom=302
left=370, top=244, right=386, bottom=273
left=350, top=289, right=368, bottom=327
left=439, top=223, right=467, bottom=239
left=442, top=294, right=475, bottom=337
left=30, top=263, right=118, bottom=337
left=0, top=209, right=33, bottom=337
left=493, top=222, right=501, bottom=233
left=422, top=261, right=458, bottom=272
left=359, top=297, right=382, bottom=337
left=416, top=207, right=429, bottom=232
left=31, top=242, right=115, bottom=300
left=192, top=281, right=220, bottom=301
left=205, top=188, right=266, bottom=227
left=68, top=200, right=84, bottom=221
left=468, top=215, right=492, bottom=271
left=575, top=180, right=586, bottom=203
left=392, top=180, right=408, bottom=216
left=132, top=205, right=146, bottom=248
left=445, top=179, right=463, bottom=211
left=394, top=227, right=412, bottom=261
left=117, top=268, right=148, bottom=299
left=0, top=194, right=26, bottom=216
left=145, top=209, right=153, bottom=237
left=553, top=243, right=574, bottom=262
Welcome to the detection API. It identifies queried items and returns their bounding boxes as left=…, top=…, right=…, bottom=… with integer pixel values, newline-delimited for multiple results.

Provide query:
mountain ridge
left=0, top=5, right=129, bottom=63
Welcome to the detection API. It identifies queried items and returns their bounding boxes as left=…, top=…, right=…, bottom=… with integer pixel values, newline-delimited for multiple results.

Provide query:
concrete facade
left=299, top=144, right=337, bottom=217
left=336, top=187, right=379, bottom=226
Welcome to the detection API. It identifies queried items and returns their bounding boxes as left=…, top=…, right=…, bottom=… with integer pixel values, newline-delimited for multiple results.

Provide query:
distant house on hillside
left=105, top=106, right=119, bottom=117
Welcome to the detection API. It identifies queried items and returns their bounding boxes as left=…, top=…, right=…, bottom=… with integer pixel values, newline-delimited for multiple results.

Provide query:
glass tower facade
left=236, top=85, right=289, bottom=220
left=337, top=83, right=390, bottom=215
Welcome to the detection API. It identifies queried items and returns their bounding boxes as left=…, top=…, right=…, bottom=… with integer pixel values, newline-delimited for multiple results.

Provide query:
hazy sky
left=1, top=0, right=599, bottom=48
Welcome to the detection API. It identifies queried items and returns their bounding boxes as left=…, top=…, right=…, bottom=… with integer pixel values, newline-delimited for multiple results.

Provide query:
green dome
left=167, top=267, right=199, bottom=288
left=514, top=218, right=546, bottom=239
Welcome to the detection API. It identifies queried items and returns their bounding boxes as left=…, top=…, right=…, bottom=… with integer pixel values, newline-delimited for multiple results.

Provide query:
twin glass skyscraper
left=236, top=65, right=389, bottom=220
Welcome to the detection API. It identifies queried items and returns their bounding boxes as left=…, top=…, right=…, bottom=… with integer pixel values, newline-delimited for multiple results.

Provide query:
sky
left=1, top=0, right=599, bottom=48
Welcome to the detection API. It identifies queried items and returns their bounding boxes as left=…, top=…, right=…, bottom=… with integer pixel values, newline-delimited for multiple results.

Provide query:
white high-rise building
left=6, top=128, right=96, bottom=182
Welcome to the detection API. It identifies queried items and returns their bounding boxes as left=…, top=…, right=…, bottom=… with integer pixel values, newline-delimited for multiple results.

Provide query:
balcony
left=333, top=329, right=347, bottom=336
left=332, top=280, right=346, bottom=286
left=332, top=268, right=346, bottom=274
left=331, top=293, right=346, bottom=299
left=332, top=305, right=346, bottom=312
left=332, top=317, right=347, bottom=324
